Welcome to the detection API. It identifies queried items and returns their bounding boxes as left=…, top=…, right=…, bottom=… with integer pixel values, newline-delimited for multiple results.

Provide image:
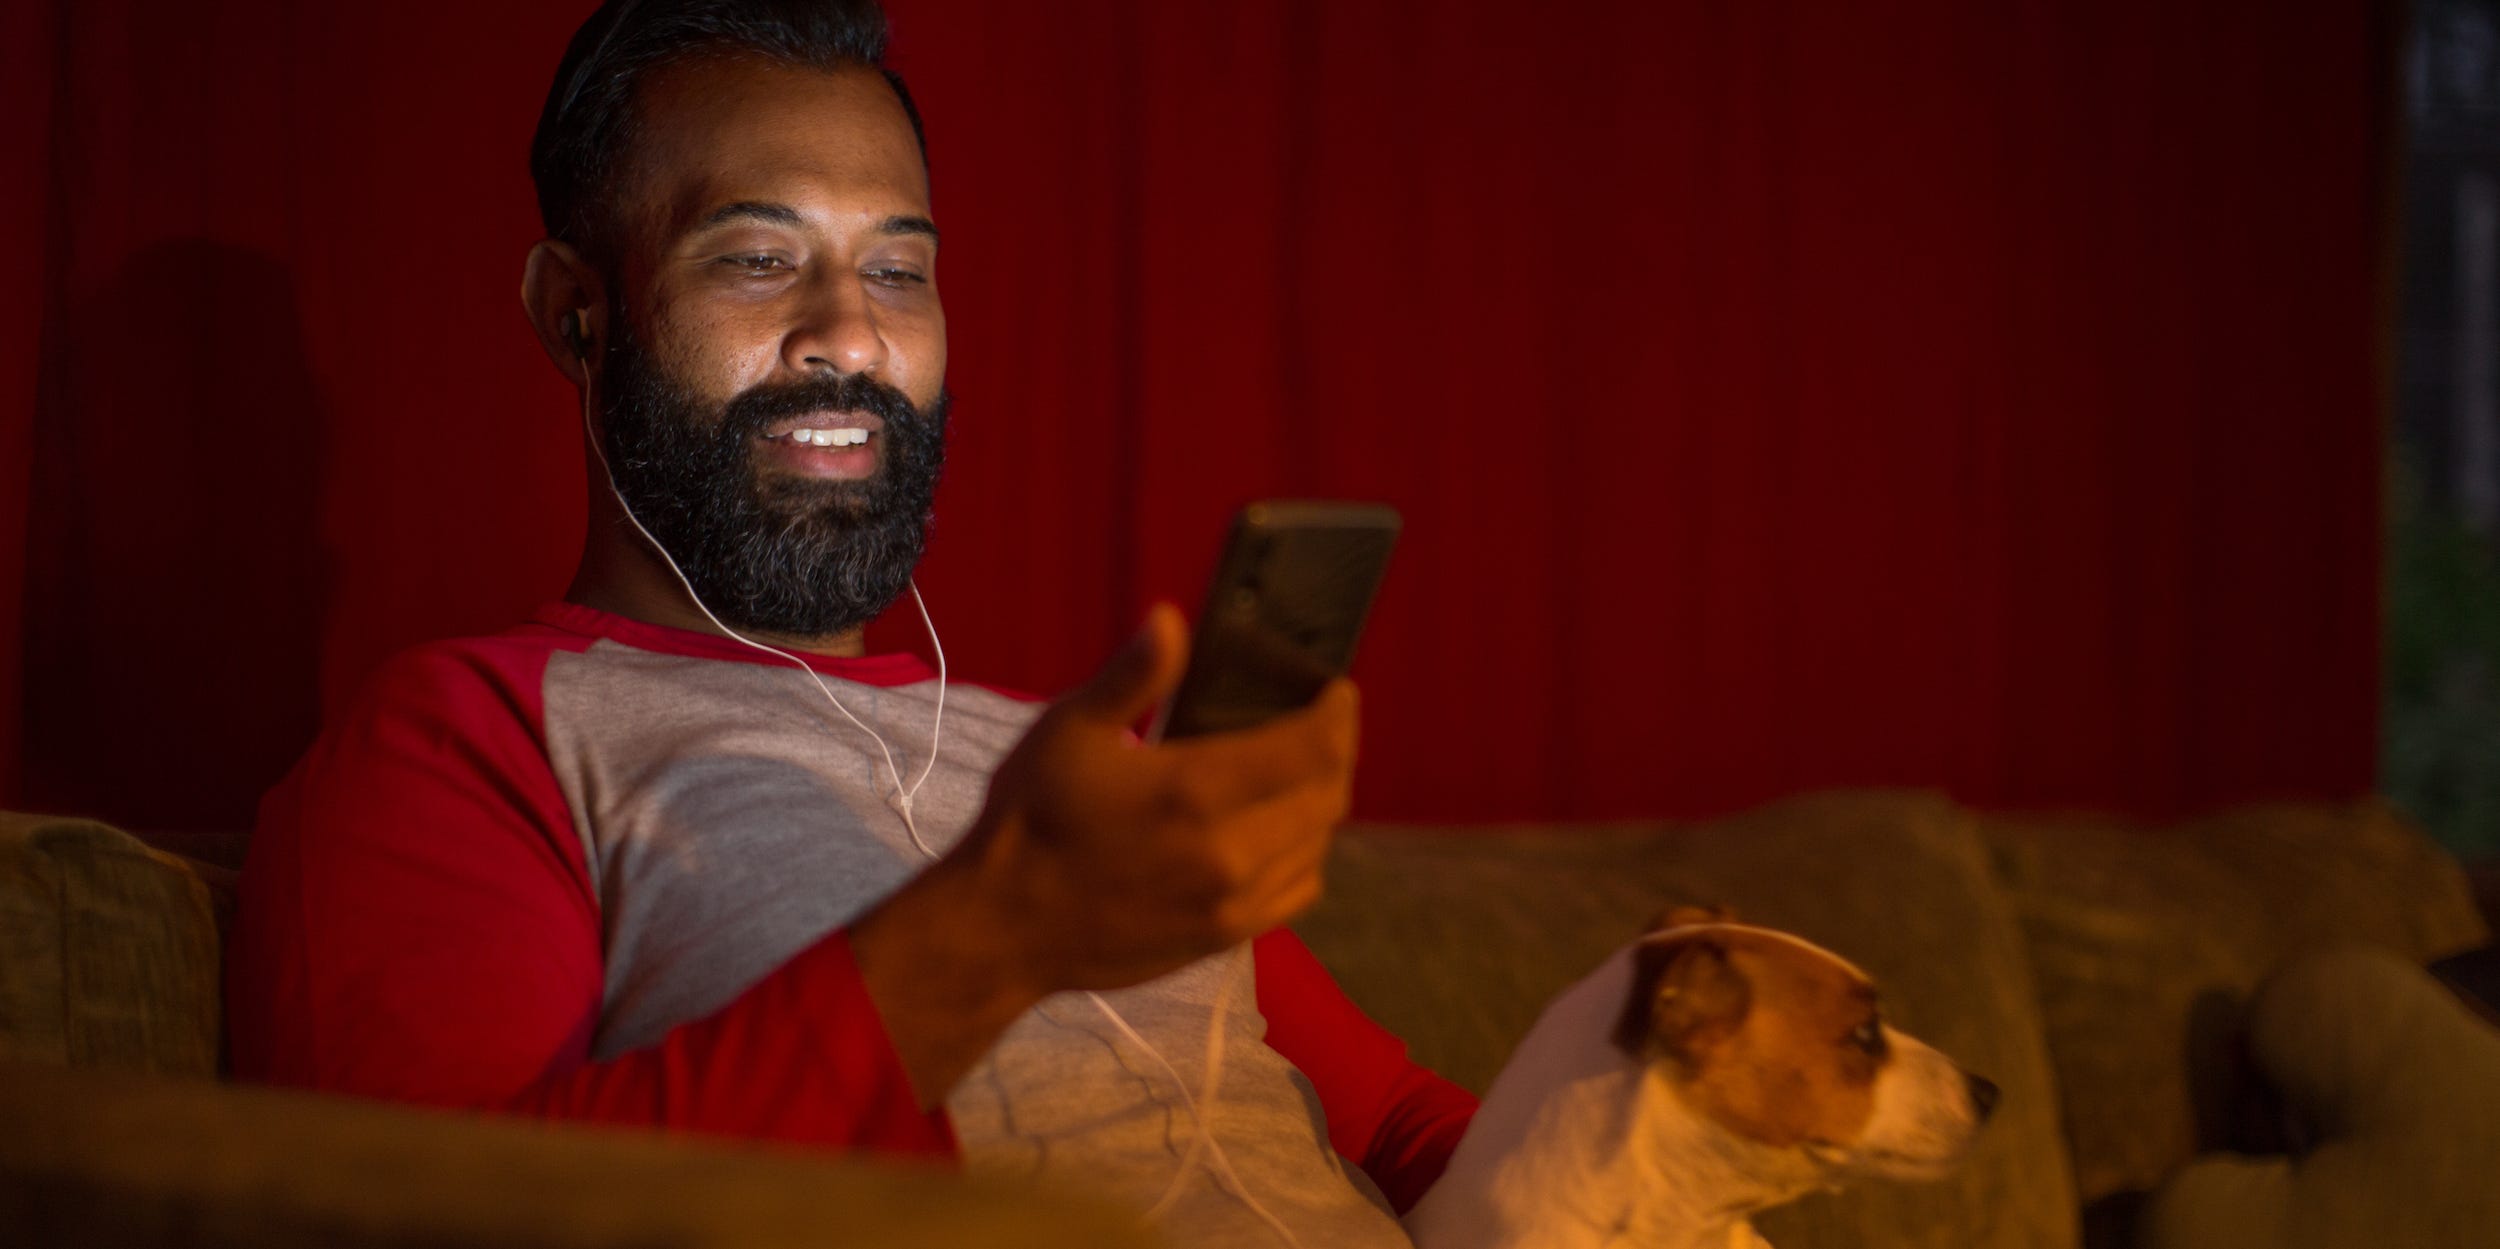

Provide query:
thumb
left=1059, top=603, right=1189, bottom=728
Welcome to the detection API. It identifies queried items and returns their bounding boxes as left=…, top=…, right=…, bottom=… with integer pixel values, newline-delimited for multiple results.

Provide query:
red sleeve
left=1252, top=928, right=1476, bottom=1213
left=224, top=638, right=952, bottom=1159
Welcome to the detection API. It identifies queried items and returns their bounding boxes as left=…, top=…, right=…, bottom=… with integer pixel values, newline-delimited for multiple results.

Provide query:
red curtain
left=5, top=1, right=2390, bottom=830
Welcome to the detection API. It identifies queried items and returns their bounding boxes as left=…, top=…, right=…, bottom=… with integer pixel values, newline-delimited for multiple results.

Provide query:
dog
left=1404, top=907, right=1997, bottom=1249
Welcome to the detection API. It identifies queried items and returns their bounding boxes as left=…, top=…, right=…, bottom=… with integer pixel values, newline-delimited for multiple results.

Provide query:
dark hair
left=528, top=0, right=927, bottom=257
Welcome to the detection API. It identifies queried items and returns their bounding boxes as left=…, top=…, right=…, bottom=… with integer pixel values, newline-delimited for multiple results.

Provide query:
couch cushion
left=1298, top=790, right=2077, bottom=1249
left=0, top=813, right=227, bottom=1076
left=1979, top=800, right=2492, bottom=1208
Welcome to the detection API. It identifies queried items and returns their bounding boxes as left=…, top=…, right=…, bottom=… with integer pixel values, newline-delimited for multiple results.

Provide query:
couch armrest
left=1980, top=799, right=2492, bottom=1208
left=0, top=1063, right=1160, bottom=1249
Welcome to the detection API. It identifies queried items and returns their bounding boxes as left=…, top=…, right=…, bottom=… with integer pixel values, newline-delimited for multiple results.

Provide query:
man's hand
left=850, top=603, right=1358, bottom=1107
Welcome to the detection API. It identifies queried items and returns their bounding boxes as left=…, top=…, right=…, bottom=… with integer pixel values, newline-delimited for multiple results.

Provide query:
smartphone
left=1148, top=500, right=1402, bottom=742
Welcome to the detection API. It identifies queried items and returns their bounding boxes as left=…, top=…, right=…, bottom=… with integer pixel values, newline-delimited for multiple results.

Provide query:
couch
left=2, top=790, right=2488, bottom=1248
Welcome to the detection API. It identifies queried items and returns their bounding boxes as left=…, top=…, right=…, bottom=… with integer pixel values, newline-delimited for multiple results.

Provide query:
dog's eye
left=1849, top=1019, right=1888, bottom=1057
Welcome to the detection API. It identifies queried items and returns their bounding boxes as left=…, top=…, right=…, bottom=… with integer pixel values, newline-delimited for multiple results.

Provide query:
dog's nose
left=1965, top=1073, right=2000, bottom=1121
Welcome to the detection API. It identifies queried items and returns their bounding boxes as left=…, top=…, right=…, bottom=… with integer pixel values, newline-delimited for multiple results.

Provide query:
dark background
left=1, top=1, right=2393, bottom=831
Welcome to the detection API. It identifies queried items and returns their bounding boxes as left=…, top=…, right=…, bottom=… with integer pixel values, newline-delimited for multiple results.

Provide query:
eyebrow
left=694, top=200, right=940, bottom=243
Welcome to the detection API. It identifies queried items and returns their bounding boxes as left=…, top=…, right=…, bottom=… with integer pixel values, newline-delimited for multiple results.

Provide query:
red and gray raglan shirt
left=226, top=602, right=1474, bottom=1244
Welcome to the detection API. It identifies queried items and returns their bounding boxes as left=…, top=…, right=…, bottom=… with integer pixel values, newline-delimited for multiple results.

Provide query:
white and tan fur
left=1405, top=909, right=1995, bottom=1249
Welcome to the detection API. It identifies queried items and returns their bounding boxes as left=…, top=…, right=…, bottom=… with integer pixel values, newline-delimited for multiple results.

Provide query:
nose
left=786, top=273, right=888, bottom=377
left=1965, top=1073, right=2000, bottom=1121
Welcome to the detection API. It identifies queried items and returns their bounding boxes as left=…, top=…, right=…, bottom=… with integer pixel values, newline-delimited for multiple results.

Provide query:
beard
left=595, top=321, right=949, bottom=639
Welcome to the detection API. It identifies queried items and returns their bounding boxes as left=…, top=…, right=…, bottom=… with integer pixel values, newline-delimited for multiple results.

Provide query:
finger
left=1311, top=678, right=1359, bottom=764
left=1057, top=603, right=1190, bottom=729
left=1209, top=787, right=1344, bottom=935
left=1228, top=790, right=1344, bottom=892
left=1161, top=678, right=1359, bottom=813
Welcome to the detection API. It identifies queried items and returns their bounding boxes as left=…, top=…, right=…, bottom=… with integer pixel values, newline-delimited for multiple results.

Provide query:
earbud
left=560, top=310, right=592, bottom=359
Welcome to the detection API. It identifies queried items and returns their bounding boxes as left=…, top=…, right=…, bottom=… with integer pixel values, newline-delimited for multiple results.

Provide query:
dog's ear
left=1647, top=903, right=1739, bottom=933
left=1614, top=936, right=1751, bottom=1068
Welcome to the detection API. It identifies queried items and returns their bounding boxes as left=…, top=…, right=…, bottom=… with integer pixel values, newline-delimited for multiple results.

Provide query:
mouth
left=1850, top=1148, right=1970, bottom=1182
left=1807, top=1139, right=1973, bottom=1183
left=756, top=413, right=886, bottom=481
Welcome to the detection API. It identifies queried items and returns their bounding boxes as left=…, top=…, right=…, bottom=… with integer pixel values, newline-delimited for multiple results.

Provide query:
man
left=223, top=1, right=1474, bottom=1244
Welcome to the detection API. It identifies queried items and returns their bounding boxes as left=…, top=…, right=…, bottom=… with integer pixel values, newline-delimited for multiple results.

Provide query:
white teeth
left=785, top=428, right=870, bottom=447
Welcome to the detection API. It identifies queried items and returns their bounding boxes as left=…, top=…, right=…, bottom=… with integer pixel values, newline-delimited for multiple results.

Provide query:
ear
left=1648, top=903, right=1738, bottom=933
left=1614, top=936, right=1751, bottom=1068
left=520, top=238, right=609, bottom=387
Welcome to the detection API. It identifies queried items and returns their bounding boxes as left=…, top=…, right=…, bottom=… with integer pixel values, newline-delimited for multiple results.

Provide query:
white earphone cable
left=1127, top=959, right=1300, bottom=1244
left=580, top=378, right=1298, bottom=1248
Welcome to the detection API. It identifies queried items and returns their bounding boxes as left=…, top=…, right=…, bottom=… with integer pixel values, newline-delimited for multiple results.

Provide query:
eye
left=864, top=265, right=929, bottom=288
left=1848, top=1018, right=1888, bottom=1058
left=720, top=253, right=790, bottom=275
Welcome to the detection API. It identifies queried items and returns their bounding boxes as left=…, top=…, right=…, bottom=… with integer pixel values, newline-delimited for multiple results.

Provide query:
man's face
left=594, top=55, right=946, bottom=638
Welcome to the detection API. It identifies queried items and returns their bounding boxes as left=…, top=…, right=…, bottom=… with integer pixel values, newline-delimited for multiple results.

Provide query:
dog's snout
left=1965, top=1073, right=2000, bottom=1121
